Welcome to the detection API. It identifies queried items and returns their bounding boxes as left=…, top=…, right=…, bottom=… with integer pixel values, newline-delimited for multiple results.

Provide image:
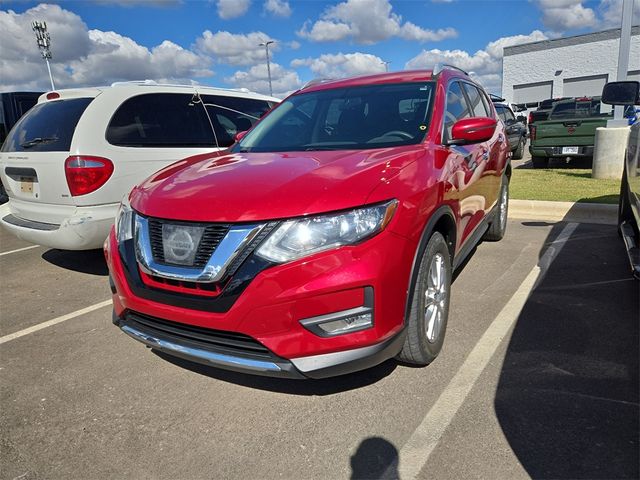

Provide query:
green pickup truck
left=529, top=97, right=611, bottom=168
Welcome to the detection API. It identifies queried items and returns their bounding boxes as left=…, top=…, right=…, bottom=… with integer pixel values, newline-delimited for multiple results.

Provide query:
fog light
left=300, top=287, right=374, bottom=337
left=317, top=312, right=372, bottom=335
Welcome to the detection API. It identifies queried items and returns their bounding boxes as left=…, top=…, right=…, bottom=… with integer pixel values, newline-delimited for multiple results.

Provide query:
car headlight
left=256, top=200, right=398, bottom=263
left=115, top=196, right=134, bottom=243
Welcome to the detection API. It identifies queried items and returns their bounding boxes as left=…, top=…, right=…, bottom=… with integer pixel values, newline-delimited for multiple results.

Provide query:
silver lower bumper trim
left=121, top=324, right=283, bottom=373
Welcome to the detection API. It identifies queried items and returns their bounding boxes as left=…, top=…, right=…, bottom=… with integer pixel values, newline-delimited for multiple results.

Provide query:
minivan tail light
left=65, top=156, right=114, bottom=196
left=46, top=92, right=60, bottom=100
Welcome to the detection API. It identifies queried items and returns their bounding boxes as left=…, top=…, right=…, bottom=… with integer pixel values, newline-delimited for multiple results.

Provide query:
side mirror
left=601, top=81, right=640, bottom=106
left=448, top=117, right=497, bottom=145
left=517, top=115, right=527, bottom=123
left=234, top=130, right=248, bottom=143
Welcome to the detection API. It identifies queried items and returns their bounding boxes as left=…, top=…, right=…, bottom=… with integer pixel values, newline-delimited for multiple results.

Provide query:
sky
left=0, top=0, right=638, bottom=97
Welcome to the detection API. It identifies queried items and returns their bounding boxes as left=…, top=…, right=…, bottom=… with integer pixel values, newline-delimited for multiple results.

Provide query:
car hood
left=130, top=146, right=425, bottom=222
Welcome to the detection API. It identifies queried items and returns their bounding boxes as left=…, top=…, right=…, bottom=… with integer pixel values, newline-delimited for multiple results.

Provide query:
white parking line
left=395, top=222, right=579, bottom=480
left=0, top=300, right=112, bottom=345
left=0, top=245, right=40, bottom=257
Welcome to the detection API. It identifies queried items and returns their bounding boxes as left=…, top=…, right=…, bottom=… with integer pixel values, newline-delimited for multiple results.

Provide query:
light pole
left=381, top=61, right=390, bottom=72
left=32, top=21, right=55, bottom=91
left=259, top=40, right=274, bottom=96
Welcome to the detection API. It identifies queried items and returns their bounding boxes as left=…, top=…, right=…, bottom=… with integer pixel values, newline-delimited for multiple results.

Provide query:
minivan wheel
left=397, top=232, right=451, bottom=366
left=483, top=176, right=509, bottom=242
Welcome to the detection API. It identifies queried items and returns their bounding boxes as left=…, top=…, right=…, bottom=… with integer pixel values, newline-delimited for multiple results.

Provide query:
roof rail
left=301, top=78, right=335, bottom=90
left=489, top=93, right=506, bottom=103
left=110, top=79, right=159, bottom=87
left=432, top=63, right=469, bottom=76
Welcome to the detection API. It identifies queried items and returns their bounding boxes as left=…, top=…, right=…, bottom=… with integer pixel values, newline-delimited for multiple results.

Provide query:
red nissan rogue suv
left=105, top=66, right=511, bottom=379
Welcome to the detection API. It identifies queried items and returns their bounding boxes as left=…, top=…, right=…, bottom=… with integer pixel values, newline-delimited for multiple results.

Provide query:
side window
left=504, top=108, right=516, bottom=123
left=462, top=83, right=489, bottom=117
left=106, top=93, right=215, bottom=148
left=443, top=81, right=472, bottom=143
left=201, top=95, right=273, bottom=147
left=495, top=106, right=507, bottom=123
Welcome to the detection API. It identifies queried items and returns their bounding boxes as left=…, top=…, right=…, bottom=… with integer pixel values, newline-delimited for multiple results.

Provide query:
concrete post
left=591, top=126, right=630, bottom=179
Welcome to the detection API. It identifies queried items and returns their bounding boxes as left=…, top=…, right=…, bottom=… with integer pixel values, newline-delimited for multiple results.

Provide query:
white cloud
left=195, top=30, right=278, bottom=66
left=297, top=0, right=457, bottom=44
left=599, top=0, right=640, bottom=28
left=225, top=63, right=301, bottom=98
left=405, top=30, right=548, bottom=94
left=533, top=0, right=597, bottom=31
left=291, top=52, right=385, bottom=78
left=216, top=0, right=251, bottom=19
left=264, top=0, right=291, bottom=17
left=0, top=4, right=213, bottom=92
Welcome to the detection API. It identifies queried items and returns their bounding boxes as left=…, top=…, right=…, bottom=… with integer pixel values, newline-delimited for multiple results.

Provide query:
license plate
left=20, top=176, right=34, bottom=193
left=562, top=146, right=579, bottom=155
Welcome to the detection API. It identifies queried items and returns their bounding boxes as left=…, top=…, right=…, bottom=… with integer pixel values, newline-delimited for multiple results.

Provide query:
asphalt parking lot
left=1, top=216, right=638, bottom=479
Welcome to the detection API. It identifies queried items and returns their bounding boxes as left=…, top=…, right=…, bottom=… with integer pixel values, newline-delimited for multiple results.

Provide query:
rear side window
left=201, top=95, right=273, bottom=148
left=1, top=98, right=93, bottom=152
left=106, top=93, right=215, bottom=147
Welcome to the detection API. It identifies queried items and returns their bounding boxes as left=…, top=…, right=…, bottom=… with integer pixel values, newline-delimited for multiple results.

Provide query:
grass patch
left=510, top=168, right=620, bottom=204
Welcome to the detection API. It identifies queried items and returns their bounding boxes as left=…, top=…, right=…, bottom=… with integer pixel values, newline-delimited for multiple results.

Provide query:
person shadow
left=350, top=437, right=399, bottom=480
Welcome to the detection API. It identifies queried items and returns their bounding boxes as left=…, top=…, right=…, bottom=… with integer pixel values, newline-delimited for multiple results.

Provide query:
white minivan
left=0, top=82, right=278, bottom=250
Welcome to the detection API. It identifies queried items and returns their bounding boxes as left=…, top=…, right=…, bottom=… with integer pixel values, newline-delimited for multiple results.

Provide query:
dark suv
left=106, top=66, right=511, bottom=378
left=494, top=103, right=526, bottom=159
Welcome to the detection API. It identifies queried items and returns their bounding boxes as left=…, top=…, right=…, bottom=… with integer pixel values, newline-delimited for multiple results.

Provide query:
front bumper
left=113, top=310, right=406, bottom=379
left=0, top=201, right=118, bottom=250
left=106, top=220, right=415, bottom=377
left=529, top=145, right=594, bottom=158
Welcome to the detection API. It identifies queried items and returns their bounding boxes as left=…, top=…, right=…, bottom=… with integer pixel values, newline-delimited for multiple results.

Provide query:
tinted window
left=201, top=95, right=273, bottom=148
left=462, top=83, right=489, bottom=117
left=549, top=99, right=605, bottom=119
left=234, top=82, right=435, bottom=152
left=107, top=93, right=215, bottom=147
left=1, top=98, right=93, bottom=152
left=504, top=108, right=516, bottom=122
left=443, top=82, right=472, bottom=142
left=494, top=105, right=507, bottom=122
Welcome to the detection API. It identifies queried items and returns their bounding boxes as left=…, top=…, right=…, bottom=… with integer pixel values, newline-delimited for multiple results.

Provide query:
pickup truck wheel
left=397, top=232, right=451, bottom=366
left=531, top=156, right=549, bottom=169
left=483, top=176, right=509, bottom=242
left=512, top=137, right=525, bottom=160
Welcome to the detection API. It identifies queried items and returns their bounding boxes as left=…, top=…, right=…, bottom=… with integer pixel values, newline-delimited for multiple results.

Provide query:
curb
left=508, top=199, right=617, bottom=225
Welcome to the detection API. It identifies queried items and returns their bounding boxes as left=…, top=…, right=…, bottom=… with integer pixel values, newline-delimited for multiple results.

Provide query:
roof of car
left=37, top=82, right=279, bottom=104
left=299, top=70, right=443, bottom=93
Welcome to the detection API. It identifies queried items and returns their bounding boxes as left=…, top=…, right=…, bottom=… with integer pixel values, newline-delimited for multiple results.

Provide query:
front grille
left=147, top=218, right=230, bottom=267
left=124, top=311, right=275, bottom=359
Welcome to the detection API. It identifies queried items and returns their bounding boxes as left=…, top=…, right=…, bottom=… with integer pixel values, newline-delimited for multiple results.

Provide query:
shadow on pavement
left=41, top=248, right=108, bottom=276
left=495, top=219, right=639, bottom=479
left=350, top=436, right=399, bottom=480
left=154, top=350, right=397, bottom=395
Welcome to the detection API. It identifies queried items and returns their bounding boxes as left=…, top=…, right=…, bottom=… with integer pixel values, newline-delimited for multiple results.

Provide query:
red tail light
left=530, top=125, right=536, bottom=141
left=65, top=156, right=114, bottom=196
left=46, top=92, right=60, bottom=100
left=528, top=112, right=533, bottom=124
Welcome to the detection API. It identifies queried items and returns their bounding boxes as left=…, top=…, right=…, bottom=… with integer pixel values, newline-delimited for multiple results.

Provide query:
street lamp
left=32, top=21, right=55, bottom=91
left=259, top=40, right=275, bottom=96
left=381, top=61, right=391, bottom=72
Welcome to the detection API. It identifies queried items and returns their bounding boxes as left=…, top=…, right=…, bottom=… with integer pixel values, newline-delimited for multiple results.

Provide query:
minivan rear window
left=1, top=98, right=93, bottom=152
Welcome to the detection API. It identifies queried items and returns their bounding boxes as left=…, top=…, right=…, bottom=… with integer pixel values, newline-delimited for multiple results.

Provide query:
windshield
left=233, top=82, right=435, bottom=153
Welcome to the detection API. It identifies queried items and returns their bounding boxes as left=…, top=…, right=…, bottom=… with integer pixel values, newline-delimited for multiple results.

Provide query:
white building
left=502, top=26, right=640, bottom=108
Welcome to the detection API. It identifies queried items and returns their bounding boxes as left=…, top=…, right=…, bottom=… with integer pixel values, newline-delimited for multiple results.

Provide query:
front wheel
left=397, top=232, right=451, bottom=366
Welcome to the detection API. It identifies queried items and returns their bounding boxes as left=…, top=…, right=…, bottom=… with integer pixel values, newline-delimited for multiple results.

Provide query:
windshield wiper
left=20, top=136, right=58, bottom=149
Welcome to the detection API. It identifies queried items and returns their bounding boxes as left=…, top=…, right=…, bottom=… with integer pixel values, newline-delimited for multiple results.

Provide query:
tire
left=397, top=232, right=451, bottom=366
left=0, top=181, right=7, bottom=205
left=483, top=176, right=509, bottom=242
left=512, top=136, right=525, bottom=160
left=531, top=156, right=549, bottom=169
left=618, top=169, right=631, bottom=236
